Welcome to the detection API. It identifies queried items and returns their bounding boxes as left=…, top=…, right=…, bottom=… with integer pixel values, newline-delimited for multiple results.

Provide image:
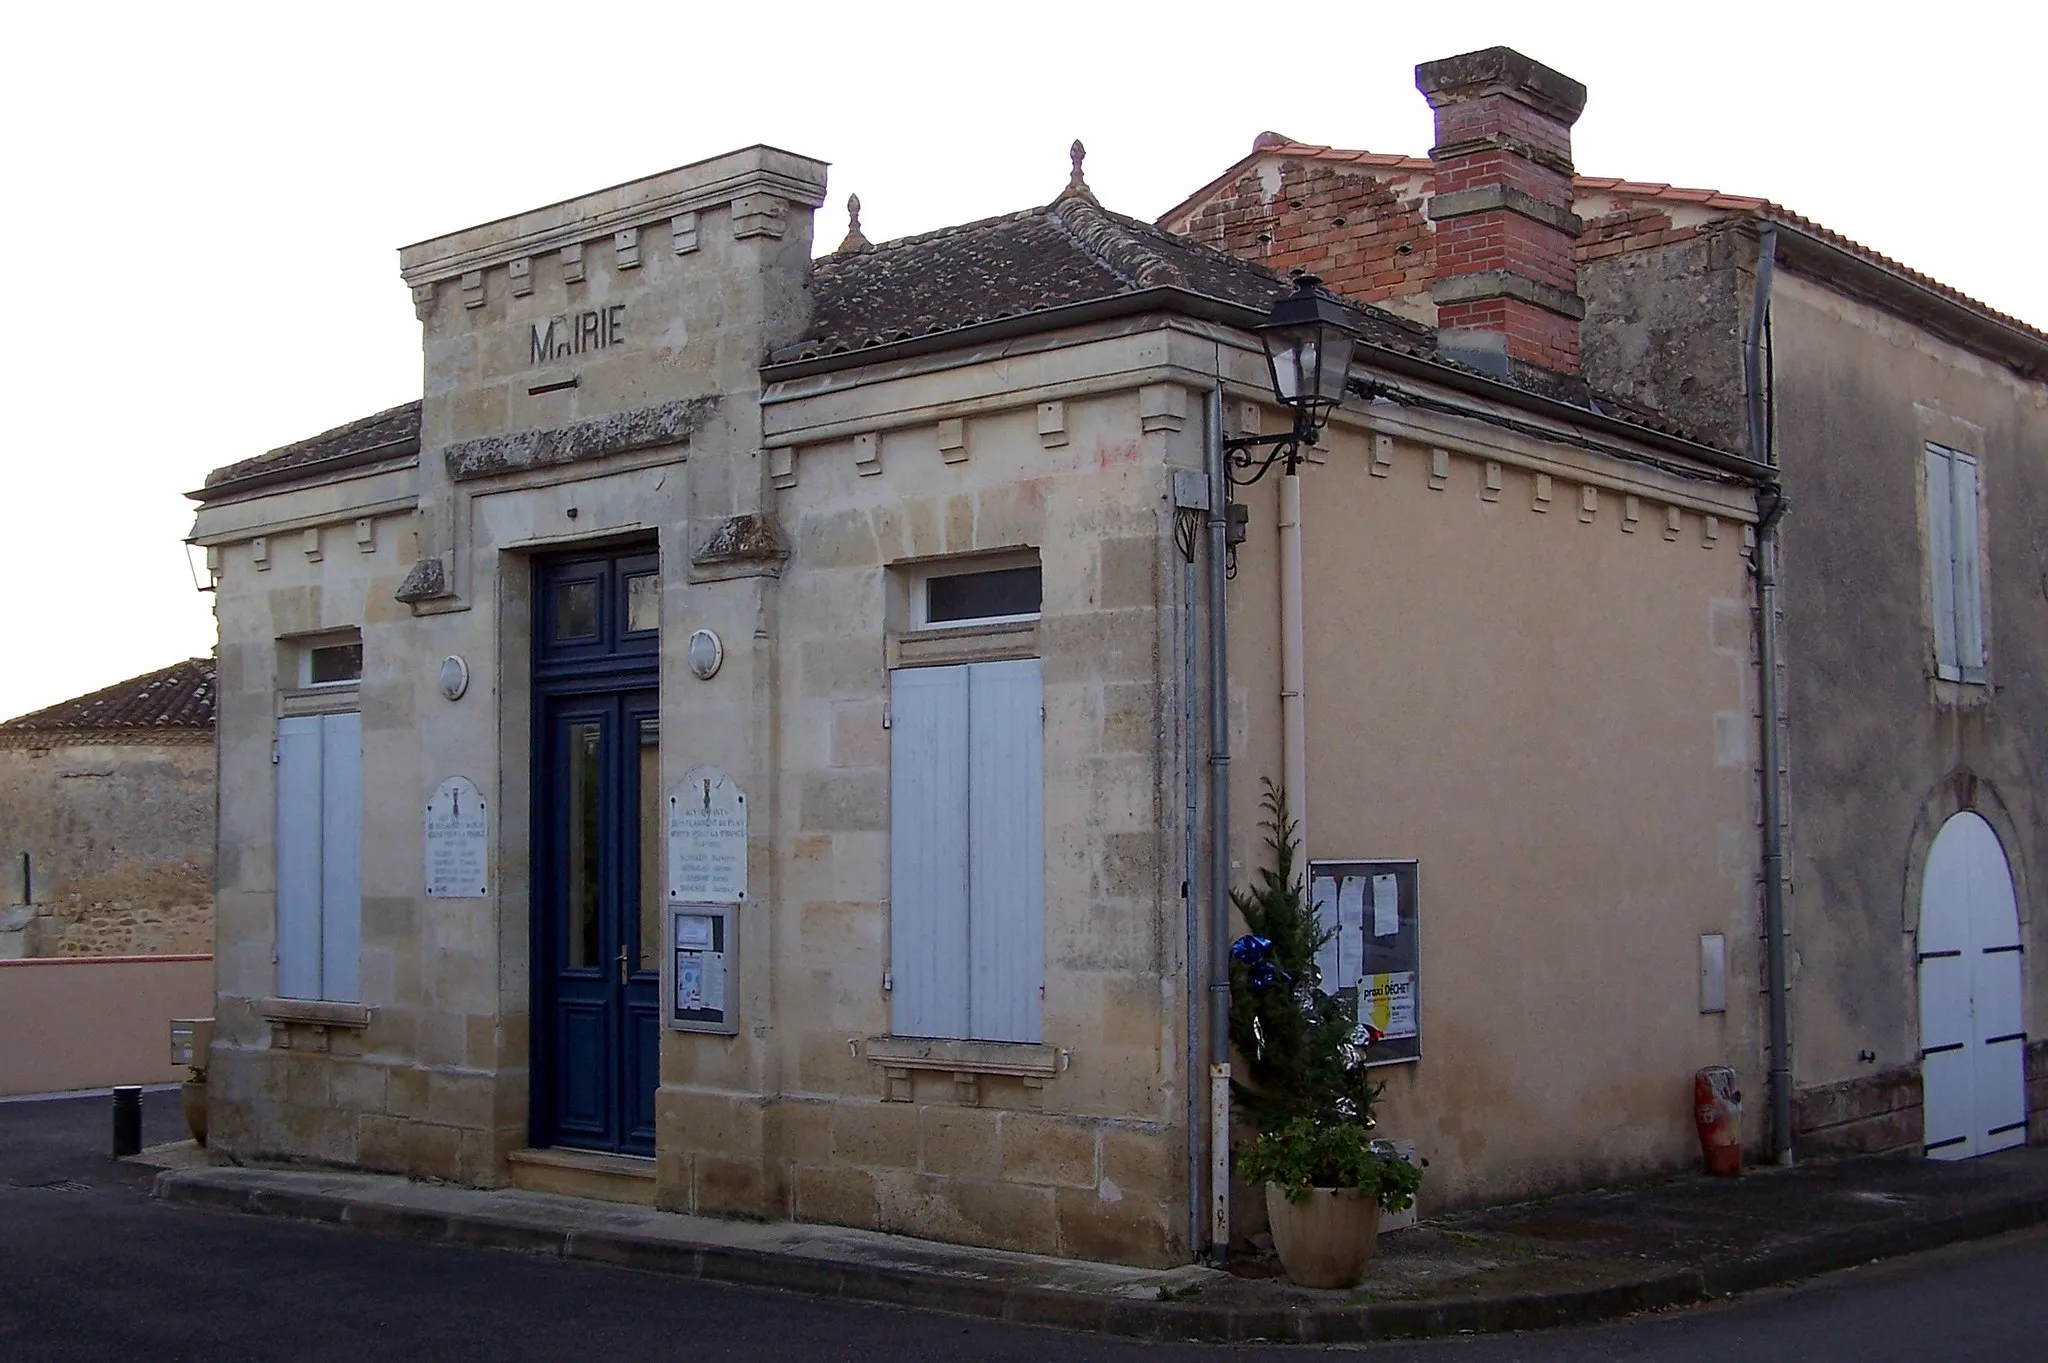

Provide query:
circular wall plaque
left=687, top=629, right=723, bottom=680
left=438, top=655, right=470, bottom=701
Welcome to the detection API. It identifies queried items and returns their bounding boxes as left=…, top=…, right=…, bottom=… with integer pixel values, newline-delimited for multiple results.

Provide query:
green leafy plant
left=1226, top=780, right=1384, bottom=1133
left=1238, top=1117, right=1421, bottom=1210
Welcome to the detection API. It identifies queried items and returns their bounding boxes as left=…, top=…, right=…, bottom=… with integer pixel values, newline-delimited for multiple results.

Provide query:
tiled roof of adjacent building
left=201, top=401, right=422, bottom=494
left=1165, top=140, right=2048, bottom=357
left=769, top=191, right=1440, bottom=364
left=0, top=658, right=217, bottom=739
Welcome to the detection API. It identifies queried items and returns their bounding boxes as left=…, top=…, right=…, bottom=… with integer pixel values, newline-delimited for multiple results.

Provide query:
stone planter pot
left=181, top=1078, right=208, bottom=1147
left=1264, top=1183, right=1381, bottom=1288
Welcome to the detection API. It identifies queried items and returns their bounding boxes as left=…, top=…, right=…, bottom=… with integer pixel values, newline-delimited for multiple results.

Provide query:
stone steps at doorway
left=506, top=1148, right=655, bottom=1206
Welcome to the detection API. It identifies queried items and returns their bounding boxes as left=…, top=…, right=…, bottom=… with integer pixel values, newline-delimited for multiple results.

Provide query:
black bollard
left=111, top=1085, right=142, bottom=1158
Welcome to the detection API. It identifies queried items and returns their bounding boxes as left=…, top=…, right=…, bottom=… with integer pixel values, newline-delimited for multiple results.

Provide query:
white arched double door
left=1918, top=811, right=2027, bottom=1158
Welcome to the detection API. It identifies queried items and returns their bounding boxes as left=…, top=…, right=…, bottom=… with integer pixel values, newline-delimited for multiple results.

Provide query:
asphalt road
left=4, top=1091, right=2045, bottom=1362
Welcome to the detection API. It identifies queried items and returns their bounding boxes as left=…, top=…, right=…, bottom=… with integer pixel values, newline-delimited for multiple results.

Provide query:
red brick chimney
left=1416, top=48, right=1588, bottom=376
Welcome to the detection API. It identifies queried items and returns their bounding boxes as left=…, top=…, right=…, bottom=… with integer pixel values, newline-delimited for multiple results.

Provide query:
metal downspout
left=1278, top=473, right=1309, bottom=857
left=1182, top=510, right=1202, bottom=1257
left=1746, top=221, right=1793, bottom=1164
left=1204, top=386, right=1233, bottom=1258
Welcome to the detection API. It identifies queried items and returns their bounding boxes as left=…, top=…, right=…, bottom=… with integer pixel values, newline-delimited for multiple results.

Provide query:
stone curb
left=152, top=1170, right=2048, bottom=1343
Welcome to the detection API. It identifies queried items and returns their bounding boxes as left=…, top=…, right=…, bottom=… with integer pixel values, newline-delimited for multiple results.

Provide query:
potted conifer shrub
left=1229, top=783, right=1420, bottom=1288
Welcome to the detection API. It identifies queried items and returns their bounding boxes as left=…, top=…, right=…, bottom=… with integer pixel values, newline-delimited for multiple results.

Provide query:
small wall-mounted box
left=170, top=1017, right=214, bottom=1070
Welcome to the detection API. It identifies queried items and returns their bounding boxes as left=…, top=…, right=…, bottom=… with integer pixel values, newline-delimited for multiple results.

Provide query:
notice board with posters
left=1308, top=859, right=1420, bottom=1067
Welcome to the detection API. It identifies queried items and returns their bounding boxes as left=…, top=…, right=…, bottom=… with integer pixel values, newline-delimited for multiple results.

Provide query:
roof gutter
left=762, top=287, right=1766, bottom=479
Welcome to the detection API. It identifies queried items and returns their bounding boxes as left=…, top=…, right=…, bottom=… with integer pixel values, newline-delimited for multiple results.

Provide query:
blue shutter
left=275, top=717, right=325, bottom=999
left=1926, top=445, right=1959, bottom=679
left=319, top=712, right=363, bottom=1003
left=889, top=666, right=970, bottom=1038
left=1951, top=453, right=1986, bottom=683
left=967, top=659, right=1044, bottom=1043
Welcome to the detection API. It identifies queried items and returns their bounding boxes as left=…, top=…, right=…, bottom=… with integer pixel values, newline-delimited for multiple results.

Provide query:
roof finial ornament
left=1064, top=139, right=1097, bottom=203
left=836, top=193, right=873, bottom=254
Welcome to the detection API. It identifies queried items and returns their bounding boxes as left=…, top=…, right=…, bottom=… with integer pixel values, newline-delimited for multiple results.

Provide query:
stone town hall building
left=193, top=54, right=1825, bottom=1266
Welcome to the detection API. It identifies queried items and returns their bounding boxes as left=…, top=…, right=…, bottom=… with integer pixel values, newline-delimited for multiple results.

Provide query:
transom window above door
left=909, top=553, right=1042, bottom=630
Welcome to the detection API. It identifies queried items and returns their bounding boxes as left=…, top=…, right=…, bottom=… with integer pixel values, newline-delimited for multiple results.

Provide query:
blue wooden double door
left=532, top=548, right=662, bottom=1156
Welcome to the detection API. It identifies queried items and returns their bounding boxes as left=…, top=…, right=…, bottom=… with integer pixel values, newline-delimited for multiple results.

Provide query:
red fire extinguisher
left=1694, top=1066, right=1742, bottom=1177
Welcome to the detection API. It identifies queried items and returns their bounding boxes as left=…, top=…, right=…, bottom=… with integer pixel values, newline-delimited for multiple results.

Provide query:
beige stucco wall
left=1768, top=270, right=2048, bottom=1098
left=0, top=955, right=214, bottom=1095
left=0, top=738, right=214, bottom=958
left=1224, top=394, right=1763, bottom=1211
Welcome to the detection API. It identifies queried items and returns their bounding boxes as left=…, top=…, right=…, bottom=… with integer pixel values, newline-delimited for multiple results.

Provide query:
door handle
left=618, top=945, right=629, bottom=985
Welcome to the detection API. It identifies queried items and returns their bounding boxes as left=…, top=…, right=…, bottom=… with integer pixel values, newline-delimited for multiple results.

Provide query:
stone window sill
left=260, top=996, right=372, bottom=1051
left=864, top=1034, right=1068, bottom=1105
left=886, top=619, right=1037, bottom=670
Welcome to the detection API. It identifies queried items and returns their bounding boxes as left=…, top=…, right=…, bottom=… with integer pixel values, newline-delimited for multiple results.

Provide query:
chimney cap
left=1416, top=46, right=1587, bottom=125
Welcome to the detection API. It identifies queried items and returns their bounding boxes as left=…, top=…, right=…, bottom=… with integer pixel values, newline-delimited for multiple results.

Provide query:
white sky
left=2, top=2, right=2039, bottom=721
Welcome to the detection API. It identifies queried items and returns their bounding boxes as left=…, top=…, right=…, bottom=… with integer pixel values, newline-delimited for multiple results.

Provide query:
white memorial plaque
left=424, top=776, right=489, bottom=898
left=667, top=766, right=747, bottom=903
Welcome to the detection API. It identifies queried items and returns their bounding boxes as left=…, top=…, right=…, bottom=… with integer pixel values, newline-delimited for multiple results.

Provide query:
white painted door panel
left=1919, top=812, right=2028, bottom=1158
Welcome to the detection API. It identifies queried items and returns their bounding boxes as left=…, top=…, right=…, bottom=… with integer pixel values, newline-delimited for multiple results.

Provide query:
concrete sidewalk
left=152, top=1145, right=2048, bottom=1344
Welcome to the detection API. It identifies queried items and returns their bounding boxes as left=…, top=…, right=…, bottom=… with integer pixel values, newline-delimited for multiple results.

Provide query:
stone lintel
left=1427, top=184, right=1582, bottom=236
left=398, top=145, right=829, bottom=289
left=1432, top=269, right=1587, bottom=321
left=444, top=396, right=719, bottom=482
left=1416, top=46, right=1588, bottom=125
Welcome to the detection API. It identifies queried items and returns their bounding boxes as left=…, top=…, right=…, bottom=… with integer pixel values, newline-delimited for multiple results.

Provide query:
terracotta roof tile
left=0, top=658, right=216, bottom=735
left=1219, top=145, right=2048, bottom=351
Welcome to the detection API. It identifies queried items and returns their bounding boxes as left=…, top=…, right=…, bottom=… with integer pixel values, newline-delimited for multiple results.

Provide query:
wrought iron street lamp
left=1226, top=274, right=1360, bottom=486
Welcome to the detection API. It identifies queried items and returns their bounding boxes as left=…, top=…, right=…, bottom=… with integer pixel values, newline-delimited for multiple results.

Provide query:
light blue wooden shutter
left=967, top=659, right=1044, bottom=1043
left=1926, top=445, right=1958, bottom=678
left=275, top=717, right=325, bottom=999
left=890, top=666, right=970, bottom=1038
left=319, top=712, right=362, bottom=1002
left=1951, top=453, right=1986, bottom=683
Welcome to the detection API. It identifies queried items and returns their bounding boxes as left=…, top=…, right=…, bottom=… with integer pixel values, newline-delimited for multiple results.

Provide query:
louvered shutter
left=967, top=659, right=1044, bottom=1043
left=889, top=666, right=971, bottom=1038
left=275, top=717, right=325, bottom=999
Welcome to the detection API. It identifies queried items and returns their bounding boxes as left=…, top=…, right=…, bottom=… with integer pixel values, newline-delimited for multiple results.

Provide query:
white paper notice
left=1372, top=873, right=1400, bottom=938
left=1336, top=877, right=1365, bottom=989
left=701, top=953, right=726, bottom=1014
left=675, top=914, right=714, bottom=951
left=676, top=956, right=704, bottom=1012
left=1310, top=877, right=1339, bottom=994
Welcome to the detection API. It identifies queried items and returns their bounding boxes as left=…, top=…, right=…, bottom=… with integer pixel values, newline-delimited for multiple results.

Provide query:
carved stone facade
left=193, top=139, right=1765, bottom=1266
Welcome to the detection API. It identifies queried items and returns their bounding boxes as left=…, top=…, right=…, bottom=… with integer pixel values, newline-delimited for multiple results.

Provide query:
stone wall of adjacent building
left=0, top=737, right=214, bottom=959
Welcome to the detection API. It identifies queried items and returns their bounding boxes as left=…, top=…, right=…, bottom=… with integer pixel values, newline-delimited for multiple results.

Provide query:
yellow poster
left=1358, top=971, right=1417, bottom=1042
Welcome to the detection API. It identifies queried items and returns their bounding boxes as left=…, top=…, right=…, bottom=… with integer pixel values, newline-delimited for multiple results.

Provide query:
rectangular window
left=1925, top=443, right=1987, bottom=684
left=913, top=556, right=1042, bottom=630
left=276, top=712, right=362, bottom=1001
left=888, top=658, right=1044, bottom=1042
